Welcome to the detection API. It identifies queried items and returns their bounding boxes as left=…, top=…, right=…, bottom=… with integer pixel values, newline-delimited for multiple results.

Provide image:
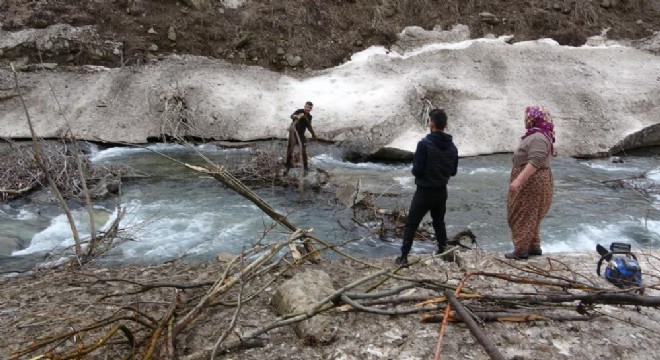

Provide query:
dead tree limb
left=421, top=312, right=598, bottom=323
left=0, top=185, right=32, bottom=194
left=180, top=162, right=321, bottom=263
left=9, top=316, right=145, bottom=360
left=51, top=324, right=129, bottom=360
left=143, top=291, right=177, bottom=360
left=214, top=267, right=394, bottom=355
left=41, top=65, right=99, bottom=255
left=211, top=249, right=246, bottom=359
left=479, top=292, right=660, bottom=307
left=10, top=62, right=82, bottom=261
left=470, top=271, right=600, bottom=291
left=110, top=142, right=393, bottom=269
left=339, top=294, right=444, bottom=315
left=445, top=290, right=506, bottom=360
left=346, top=284, right=419, bottom=299
left=358, top=295, right=438, bottom=307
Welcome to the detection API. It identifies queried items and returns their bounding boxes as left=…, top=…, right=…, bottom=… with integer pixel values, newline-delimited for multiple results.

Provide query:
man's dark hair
left=305, top=101, right=314, bottom=107
left=429, top=108, right=447, bottom=130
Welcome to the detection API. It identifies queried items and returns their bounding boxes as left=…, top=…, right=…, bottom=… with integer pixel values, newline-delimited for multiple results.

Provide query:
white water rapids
left=2, top=143, right=660, bottom=268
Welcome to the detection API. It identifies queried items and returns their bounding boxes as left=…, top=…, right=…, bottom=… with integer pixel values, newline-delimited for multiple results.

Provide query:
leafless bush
left=372, top=0, right=396, bottom=28
left=531, top=10, right=564, bottom=30
left=574, top=0, right=599, bottom=25
left=0, top=140, right=126, bottom=203
left=230, top=148, right=287, bottom=185
left=620, top=0, right=649, bottom=11
left=398, top=0, right=435, bottom=17
left=352, top=193, right=433, bottom=241
left=229, top=147, right=325, bottom=190
left=240, top=5, right=262, bottom=30
left=448, top=0, right=476, bottom=17
left=159, top=83, right=203, bottom=142
left=512, top=16, right=530, bottom=35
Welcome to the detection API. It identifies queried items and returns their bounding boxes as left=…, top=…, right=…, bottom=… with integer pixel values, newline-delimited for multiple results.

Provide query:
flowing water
left=2, top=143, right=660, bottom=271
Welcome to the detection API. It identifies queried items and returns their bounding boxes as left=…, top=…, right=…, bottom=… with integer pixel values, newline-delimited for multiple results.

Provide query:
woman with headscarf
left=506, top=106, right=555, bottom=260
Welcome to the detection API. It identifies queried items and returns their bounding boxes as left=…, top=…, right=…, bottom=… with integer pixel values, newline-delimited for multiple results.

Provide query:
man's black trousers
left=401, top=185, right=448, bottom=256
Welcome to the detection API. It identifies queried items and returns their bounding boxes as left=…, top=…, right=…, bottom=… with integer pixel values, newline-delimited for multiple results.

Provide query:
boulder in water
left=0, top=235, right=23, bottom=256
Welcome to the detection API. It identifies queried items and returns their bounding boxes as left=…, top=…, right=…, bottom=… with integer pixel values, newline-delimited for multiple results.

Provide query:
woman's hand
left=510, top=163, right=538, bottom=193
left=510, top=178, right=523, bottom=193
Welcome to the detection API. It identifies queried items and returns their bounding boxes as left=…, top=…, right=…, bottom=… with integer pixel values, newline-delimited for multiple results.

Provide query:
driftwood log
left=444, top=290, right=505, bottom=360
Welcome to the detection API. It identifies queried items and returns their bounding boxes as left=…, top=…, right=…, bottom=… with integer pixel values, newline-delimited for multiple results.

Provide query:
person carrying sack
left=285, top=101, right=317, bottom=176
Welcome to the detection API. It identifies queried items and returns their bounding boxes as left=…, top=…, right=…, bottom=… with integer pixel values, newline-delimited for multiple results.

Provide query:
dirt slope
left=1, top=0, right=658, bottom=70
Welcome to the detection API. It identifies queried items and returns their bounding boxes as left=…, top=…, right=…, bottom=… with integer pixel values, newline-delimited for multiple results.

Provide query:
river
left=2, top=142, right=659, bottom=271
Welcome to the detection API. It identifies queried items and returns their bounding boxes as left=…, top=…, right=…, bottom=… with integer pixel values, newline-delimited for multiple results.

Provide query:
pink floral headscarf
left=522, top=106, right=555, bottom=153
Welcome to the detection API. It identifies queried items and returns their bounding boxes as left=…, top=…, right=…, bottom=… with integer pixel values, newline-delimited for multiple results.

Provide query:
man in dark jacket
left=396, top=108, right=459, bottom=265
left=285, top=101, right=317, bottom=176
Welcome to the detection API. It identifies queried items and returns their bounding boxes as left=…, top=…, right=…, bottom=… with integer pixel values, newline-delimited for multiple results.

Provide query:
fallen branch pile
left=0, top=140, right=125, bottom=203
left=7, top=228, right=660, bottom=360
left=228, top=148, right=326, bottom=189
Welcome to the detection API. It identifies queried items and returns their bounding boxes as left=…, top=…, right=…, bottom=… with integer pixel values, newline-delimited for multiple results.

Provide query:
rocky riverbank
left=2, top=248, right=660, bottom=360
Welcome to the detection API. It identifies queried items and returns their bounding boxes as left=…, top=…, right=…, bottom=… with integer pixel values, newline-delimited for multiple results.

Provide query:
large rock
left=0, top=24, right=122, bottom=65
left=270, top=269, right=338, bottom=343
left=0, top=26, right=659, bottom=159
left=394, top=24, right=470, bottom=52
left=182, top=0, right=214, bottom=11
left=221, top=0, right=245, bottom=8
left=479, top=12, right=500, bottom=25
left=0, top=235, right=23, bottom=256
left=600, top=0, right=619, bottom=8
left=335, top=180, right=364, bottom=208
left=632, top=31, right=660, bottom=55
left=0, top=253, right=49, bottom=273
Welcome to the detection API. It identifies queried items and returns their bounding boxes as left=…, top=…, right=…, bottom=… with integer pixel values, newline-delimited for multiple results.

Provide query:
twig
left=340, top=294, right=443, bottom=315
left=211, top=249, right=246, bottom=359
left=10, top=62, right=82, bottom=263
left=143, top=290, right=177, bottom=360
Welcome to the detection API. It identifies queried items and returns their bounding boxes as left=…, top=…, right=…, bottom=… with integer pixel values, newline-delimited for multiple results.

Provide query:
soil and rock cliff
left=2, top=0, right=659, bottom=71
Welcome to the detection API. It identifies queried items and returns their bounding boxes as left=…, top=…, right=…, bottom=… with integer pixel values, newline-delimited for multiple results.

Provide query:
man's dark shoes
left=395, top=255, right=409, bottom=266
left=528, top=248, right=543, bottom=256
left=504, top=251, right=529, bottom=260
left=435, top=247, right=456, bottom=262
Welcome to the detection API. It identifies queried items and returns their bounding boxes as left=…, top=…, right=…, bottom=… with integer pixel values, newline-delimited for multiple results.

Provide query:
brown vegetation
left=0, top=140, right=125, bottom=203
